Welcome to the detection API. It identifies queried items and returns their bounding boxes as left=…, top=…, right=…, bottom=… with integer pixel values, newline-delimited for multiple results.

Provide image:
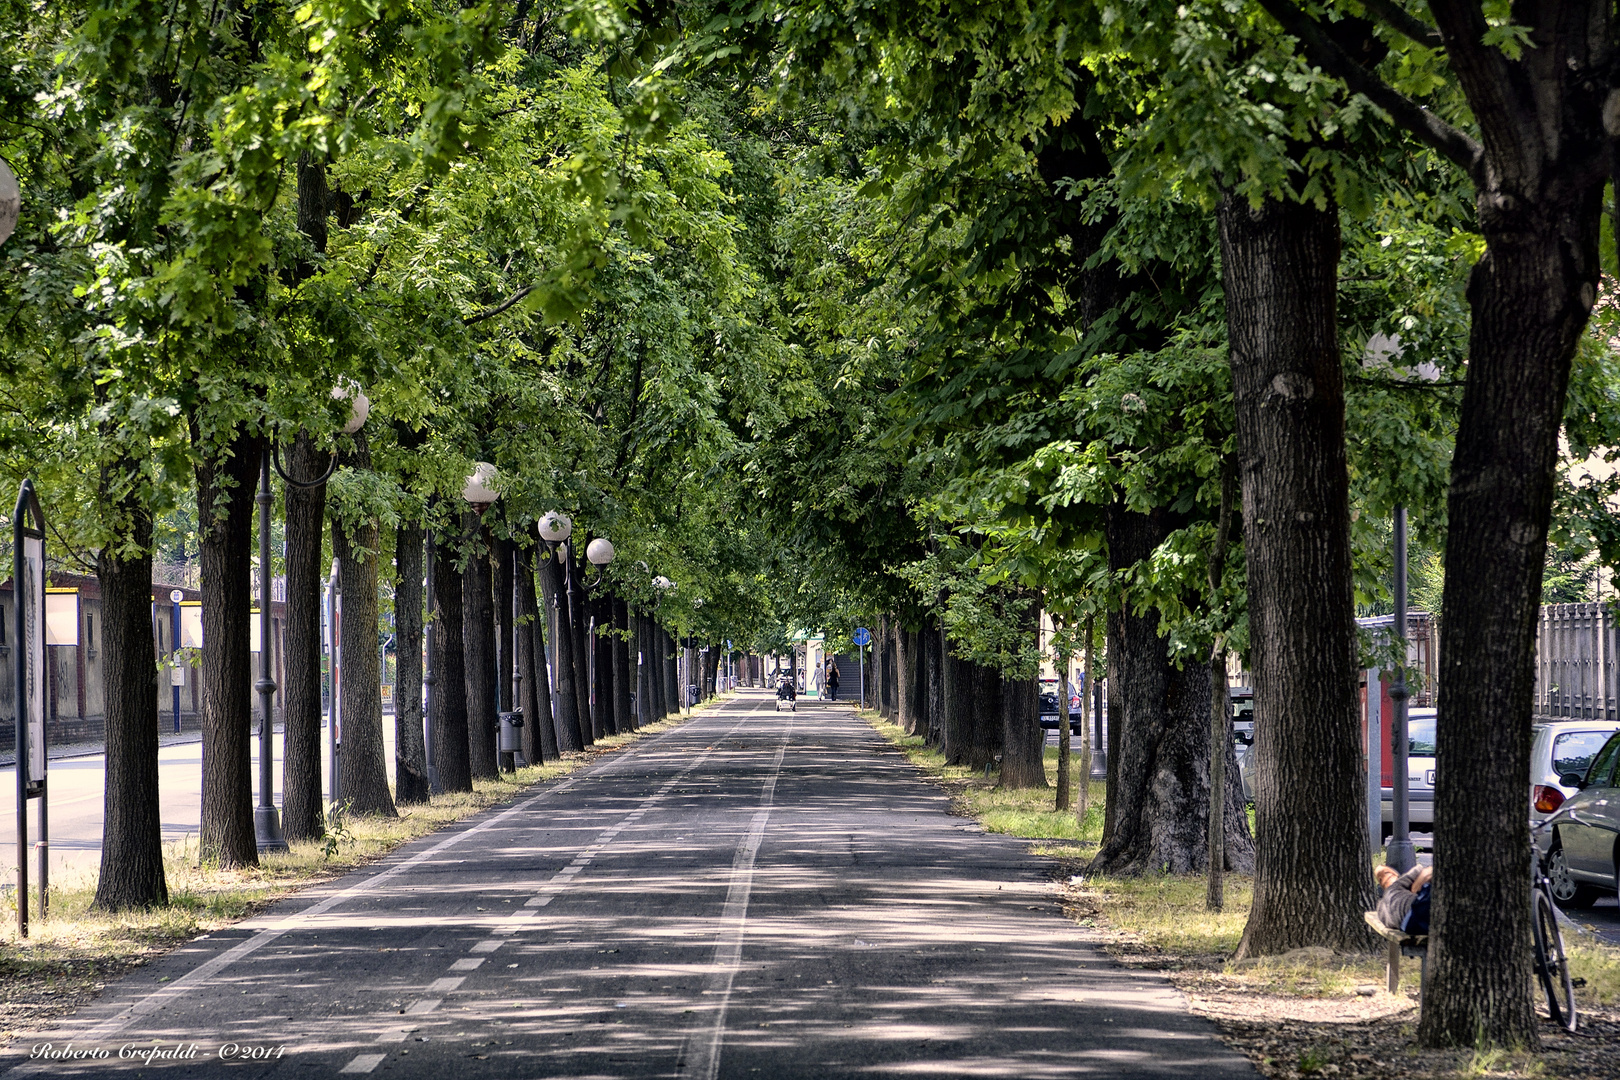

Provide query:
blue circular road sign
left=853, top=627, right=872, bottom=647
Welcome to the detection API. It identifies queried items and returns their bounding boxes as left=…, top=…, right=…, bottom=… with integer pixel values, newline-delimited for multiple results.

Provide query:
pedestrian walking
left=827, top=662, right=840, bottom=701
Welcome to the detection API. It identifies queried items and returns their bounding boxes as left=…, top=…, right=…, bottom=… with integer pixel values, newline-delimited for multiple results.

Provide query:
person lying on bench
left=1374, top=864, right=1433, bottom=936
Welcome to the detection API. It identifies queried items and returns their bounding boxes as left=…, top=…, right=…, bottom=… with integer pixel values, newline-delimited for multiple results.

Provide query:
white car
left=1533, top=722, right=1620, bottom=908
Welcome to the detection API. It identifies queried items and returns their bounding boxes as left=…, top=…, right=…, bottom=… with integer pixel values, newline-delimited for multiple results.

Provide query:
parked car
left=1228, top=689, right=1257, bottom=802
left=1530, top=720, right=1620, bottom=826
left=1536, top=726, right=1620, bottom=908
left=1378, top=708, right=1437, bottom=837
left=1037, top=678, right=1085, bottom=732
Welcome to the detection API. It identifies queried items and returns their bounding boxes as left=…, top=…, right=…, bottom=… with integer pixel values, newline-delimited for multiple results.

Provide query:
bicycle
left=1531, top=819, right=1578, bottom=1032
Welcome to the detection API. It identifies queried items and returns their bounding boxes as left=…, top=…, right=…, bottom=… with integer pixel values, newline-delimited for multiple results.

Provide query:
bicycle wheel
left=1531, top=887, right=1577, bottom=1032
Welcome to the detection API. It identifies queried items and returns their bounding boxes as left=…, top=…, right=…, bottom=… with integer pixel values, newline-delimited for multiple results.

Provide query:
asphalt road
left=1, top=690, right=1251, bottom=1079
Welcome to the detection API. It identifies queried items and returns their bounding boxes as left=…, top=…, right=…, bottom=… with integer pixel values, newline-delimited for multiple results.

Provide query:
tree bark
left=195, top=426, right=262, bottom=869
left=537, top=547, right=584, bottom=752
left=92, top=488, right=168, bottom=910
left=1102, top=609, right=1123, bottom=846
left=1218, top=194, right=1372, bottom=956
left=895, top=625, right=917, bottom=734
left=664, top=626, right=679, bottom=715
left=940, top=635, right=975, bottom=765
left=496, top=535, right=515, bottom=761
left=613, top=596, right=634, bottom=732
left=394, top=521, right=430, bottom=804
left=924, top=622, right=944, bottom=746
left=431, top=533, right=472, bottom=792
left=567, top=549, right=593, bottom=741
left=280, top=432, right=328, bottom=838
left=999, top=600, right=1047, bottom=790
left=1424, top=149, right=1604, bottom=1053
left=331, top=434, right=396, bottom=817
left=591, top=592, right=614, bottom=736
left=1077, top=615, right=1095, bottom=832
left=515, top=545, right=556, bottom=764
left=1090, top=505, right=1215, bottom=875
left=461, top=518, right=499, bottom=780
left=968, top=660, right=1004, bottom=771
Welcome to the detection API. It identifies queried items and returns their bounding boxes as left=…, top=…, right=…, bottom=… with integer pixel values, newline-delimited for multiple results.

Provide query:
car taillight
left=1533, top=785, right=1565, bottom=814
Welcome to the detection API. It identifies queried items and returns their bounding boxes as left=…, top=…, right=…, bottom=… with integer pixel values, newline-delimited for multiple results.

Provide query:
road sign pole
left=14, top=479, right=47, bottom=937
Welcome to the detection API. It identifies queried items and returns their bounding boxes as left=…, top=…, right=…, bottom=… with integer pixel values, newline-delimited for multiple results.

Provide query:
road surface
left=1, top=690, right=1251, bottom=1078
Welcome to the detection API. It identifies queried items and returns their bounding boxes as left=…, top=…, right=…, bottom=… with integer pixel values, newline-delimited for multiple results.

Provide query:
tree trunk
left=1077, top=615, right=1095, bottom=832
left=613, top=596, right=634, bottom=732
left=195, top=426, right=262, bottom=869
left=999, top=612, right=1047, bottom=790
left=941, top=635, right=974, bottom=765
left=925, top=622, right=944, bottom=746
left=896, top=626, right=917, bottom=734
left=1090, top=505, right=1208, bottom=875
left=968, top=660, right=1004, bottom=771
left=331, top=435, right=396, bottom=817
left=461, top=518, right=499, bottom=780
left=92, top=489, right=168, bottom=910
left=431, top=533, right=472, bottom=792
left=1218, top=194, right=1372, bottom=956
left=1423, top=186, right=1603, bottom=1049
left=664, top=626, right=680, bottom=715
left=567, top=549, right=593, bottom=741
left=538, top=547, right=584, bottom=752
left=496, top=536, right=515, bottom=755
left=1102, top=610, right=1121, bottom=845
left=516, top=545, right=556, bottom=764
left=280, top=432, right=328, bottom=839
left=591, top=592, right=613, bottom=736
left=394, top=521, right=430, bottom=804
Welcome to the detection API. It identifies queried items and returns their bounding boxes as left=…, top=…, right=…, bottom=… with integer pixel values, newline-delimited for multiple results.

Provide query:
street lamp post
left=583, top=538, right=615, bottom=734
left=460, top=464, right=504, bottom=767
left=170, top=590, right=184, bottom=733
left=538, top=511, right=573, bottom=730
left=1386, top=505, right=1417, bottom=873
left=254, top=443, right=289, bottom=853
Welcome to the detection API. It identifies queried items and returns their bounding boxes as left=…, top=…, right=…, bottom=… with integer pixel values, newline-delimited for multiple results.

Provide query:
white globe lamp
left=539, top=511, right=573, bottom=543
left=462, top=462, right=500, bottom=506
left=586, top=537, right=615, bottom=566
left=331, top=381, right=369, bottom=434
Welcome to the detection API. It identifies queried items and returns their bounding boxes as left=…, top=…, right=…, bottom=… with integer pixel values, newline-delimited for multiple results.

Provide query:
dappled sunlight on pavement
left=0, top=691, right=1251, bottom=1079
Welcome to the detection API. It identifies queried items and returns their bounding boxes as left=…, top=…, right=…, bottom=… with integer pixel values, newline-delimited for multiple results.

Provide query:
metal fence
left=1536, top=602, right=1620, bottom=720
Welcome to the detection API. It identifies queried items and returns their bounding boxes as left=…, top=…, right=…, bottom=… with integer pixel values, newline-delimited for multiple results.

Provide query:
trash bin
left=498, top=709, right=524, bottom=753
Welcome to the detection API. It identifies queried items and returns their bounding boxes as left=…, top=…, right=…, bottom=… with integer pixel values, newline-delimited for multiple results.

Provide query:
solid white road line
left=677, top=715, right=793, bottom=1080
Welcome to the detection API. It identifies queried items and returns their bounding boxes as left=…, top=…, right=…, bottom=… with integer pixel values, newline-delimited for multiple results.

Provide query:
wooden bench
left=1364, top=910, right=1427, bottom=996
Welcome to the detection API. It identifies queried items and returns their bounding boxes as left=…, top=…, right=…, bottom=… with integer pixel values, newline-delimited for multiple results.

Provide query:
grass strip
left=860, top=706, right=1620, bottom=1011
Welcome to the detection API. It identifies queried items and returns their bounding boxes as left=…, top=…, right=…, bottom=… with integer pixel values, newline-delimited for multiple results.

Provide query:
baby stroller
left=775, top=675, right=797, bottom=712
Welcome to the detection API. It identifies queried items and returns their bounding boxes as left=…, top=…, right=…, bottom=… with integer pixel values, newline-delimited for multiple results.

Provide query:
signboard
left=44, top=590, right=79, bottom=646
left=853, top=627, right=871, bottom=647
left=22, top=535, right=44, bottom=781
left=381, top=683, right=394, bottom=706
left=170, top=659, right=186, bottom=687
left=250, top=608, right=262, bottom=653
left=179, top=601, right=202, bottom=648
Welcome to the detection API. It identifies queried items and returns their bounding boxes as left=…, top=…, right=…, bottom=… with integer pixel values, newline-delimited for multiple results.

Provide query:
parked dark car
left=1537, top=728, right=1620, bottom=909
left=1037, top=689, right=1082, bottom=732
